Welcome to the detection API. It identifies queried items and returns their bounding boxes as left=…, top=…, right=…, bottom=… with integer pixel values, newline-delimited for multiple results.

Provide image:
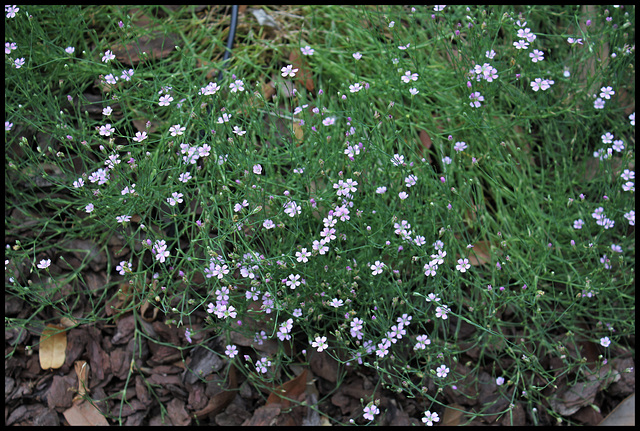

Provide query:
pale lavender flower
left=37, top=258, right=51, bottom=269
left=436, top=364, right=450, bottom=378
left=363, top=403, right=380, bottom=421
left=102, top=50, right=115, bottom=63
left=225, top=344, right=238, bottom=358
left=422, top=410, right=440, bottom=426
left=454, top=141, right=467, bottom=152
left=312, top=336, right=328, bottom=352
left=281, top=64, right=298, bottom=77
left=229, top=79, right=245, bottom=92
left=599, top=86, right=615, bottom=100
left=159, top=94, right=173, bottom=106
left=301, top=45, right=315, bottom=56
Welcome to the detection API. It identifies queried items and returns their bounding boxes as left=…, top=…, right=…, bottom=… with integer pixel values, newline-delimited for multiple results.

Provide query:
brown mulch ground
left=4, top=244, right=635, bottom=426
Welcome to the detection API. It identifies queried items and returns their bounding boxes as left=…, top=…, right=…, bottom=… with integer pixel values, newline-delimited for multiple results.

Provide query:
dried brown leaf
left=467, top=240, right=492, bottom=266
left=289, top=50, right=314, bottom=92
left=598, top=393, right=636, bottom=426
left=193, top=364, right=238, bottom=419
left=418, top=129, right=432, bottom=159
left=292, top=121, right=304, bottom=143
left=73, top=361, right=90, bottom=401
left=111, top=32, right=179, bottom=65
left=441, top=403, right=466, bottom=426
left=139, top=299, right=159, bottom=322
left=549, top=366, right=616, bottom=417
left=39, top=324, right=67, bottom=370
left=266, top=369, right=308, bottom=408
left=309, top=350, right=339, bottom=383
left=63, top=400, right=110, bottom=426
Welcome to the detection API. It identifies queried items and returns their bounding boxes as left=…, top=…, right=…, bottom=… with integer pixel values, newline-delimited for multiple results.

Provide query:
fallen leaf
left=441, top=403, right=466, bottom=426
left=259, top=370, right=310, bottom=426
left=598, top=393, right=636, bottom=426
left=251, top=8, right=278, bottom=28
left=60, top=316, right=79, bottom=328
left=139, top=299, right=159, bottom=322
left=549, top=366, right=616, bottom=416
left=266, top=369, right=308, bottom=408
left=39, top=324, right=67, bottom=370
left=193, top=364, right=238, bottom=419
left=74, top=361, right=90, bottom=401
left=292, top=121, right=304, bottom=143
left=467, top=240, right=492, bottom=266
left=110, top=31, right=179, bottom=65
left=309, top=350, right=339, bottom=383
left=417, top=129, right=432, bottom=160
left=289, top=49, right=314, bottom=92
left=63, top=400, right=110, bottom=426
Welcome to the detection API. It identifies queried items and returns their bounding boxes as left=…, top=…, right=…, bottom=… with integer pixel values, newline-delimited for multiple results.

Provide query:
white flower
left=281, top=64, right=298, bottom=77
left=422, top=410, right=440, bottom=426
left=435, top=364, right=449, bottom=378
left=283, top=201, right=301, bottom=217
left=312, top=336, right=328, bottom=352
left=370, top=260, right=385, bottom=275
left=37, top=259, right=51, bottom=269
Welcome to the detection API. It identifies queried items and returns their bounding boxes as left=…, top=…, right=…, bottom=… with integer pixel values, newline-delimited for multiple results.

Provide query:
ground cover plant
left=5, top=4, right=635, bottom=426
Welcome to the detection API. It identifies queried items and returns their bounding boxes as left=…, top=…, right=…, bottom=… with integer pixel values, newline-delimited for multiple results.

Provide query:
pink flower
left=456, top=258, right=470, bottom=272
left=312, top=336, right=328, bottom=352
left=37, top=258, right=51, bottom=269
left=99, top=124, right=115, bottom=136
left=281, top=64, right=298, bottom=77
left=363, top=403, right=379, bottom=421
left=102, top=50, right=115, bottom=63
left=158, top=94, right=173, bottom=106
left=436, top=364, right=449, bottom=378
left=422, top=410, right=440, bottom=426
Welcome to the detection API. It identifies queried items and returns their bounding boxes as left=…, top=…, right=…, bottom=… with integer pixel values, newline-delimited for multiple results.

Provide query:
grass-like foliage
left=5, top=5, right=635, bottom=425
